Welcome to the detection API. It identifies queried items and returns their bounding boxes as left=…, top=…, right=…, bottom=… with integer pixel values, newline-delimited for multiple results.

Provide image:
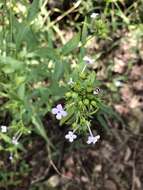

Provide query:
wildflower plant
left=0, top=0, right=124, bottom=187
left=58, top=66, right=103, bottom=143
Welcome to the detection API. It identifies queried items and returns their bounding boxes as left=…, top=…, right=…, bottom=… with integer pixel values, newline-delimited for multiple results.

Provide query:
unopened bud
left=65, top=92, right=72, bottom=97
left=87, top=87, right=92, bottom=93
left=72, top=92, right=78, bottom=98
left=78, top=101, right=83, bottom=107
left=84, top=99, right=89, bottom=105
left=80, top=73, right=86, bottom=79
left=91, top=101, right=97, bottom=106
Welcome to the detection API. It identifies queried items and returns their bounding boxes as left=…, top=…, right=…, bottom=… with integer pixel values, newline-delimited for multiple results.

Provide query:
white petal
left=96, top=135, right=100, bottom=140
left=12, top=139, right=18, bottom=145
left=69, top=138, right=74, bottom=142
left=1, top=126, right=7, bottom=133
left=61, top=110, right=67, bottom=117
left=56, top=113, right=62, bottom=120
left=87, top=140, right=91, bottom=144
left=92, top=139, right=97, bottom=144
left=83, top=56, right=94, bottom=65
left=68, top=131, right=73, bottom=135
left=52, top=108, right=58, bottom=114
left=90, top=13, right=99, bottom=18
left=73, top=134, right=77, bottom=139
left=87, top=136, right=93, bottom=143
left=57, top=104, right=63, bottom=111
left=93, top=91, right=98, bottom=95
left=65, top=134, right=70, bottom=139
left=68, top=78, right=74, bottom=85
left=88, top=136, right=93, bottom=141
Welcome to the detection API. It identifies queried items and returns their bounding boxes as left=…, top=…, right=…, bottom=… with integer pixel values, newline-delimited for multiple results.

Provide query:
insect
left=93, top=87, right=102, bottom=95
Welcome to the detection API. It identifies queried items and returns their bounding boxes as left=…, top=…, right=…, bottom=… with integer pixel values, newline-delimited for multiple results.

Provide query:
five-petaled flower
left=87, top=135, right=100, bottom=144
left=65, top=131, right=77, bottom=142
left=52, top=104, right=67, bottom=120
left=83, top=56, right=94, bottom=65
left=1, top=125, right=7, bottom=133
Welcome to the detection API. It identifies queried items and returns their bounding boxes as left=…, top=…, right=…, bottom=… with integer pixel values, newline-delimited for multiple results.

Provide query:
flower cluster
left=65, top=130, right=100, bottom=144
left=51, top=56, right=102, bottom=145
left=52, top=104, right=100, bottom=144
left=0, top=125, right=23, bottom=146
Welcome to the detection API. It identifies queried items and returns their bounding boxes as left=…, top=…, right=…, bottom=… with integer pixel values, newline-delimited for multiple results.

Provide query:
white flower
left=90, top=13, right=99, bottom=19
left=9, top=153, right=13, bottom=160
left=65, top=131, right=77, bottom=142
left=68, top=78, right=74, bottom=85
left=1, top=125, right=7, bottom=133
left=52, top=104, right=67, bottom=120
left=114, top=80, right=123, bottom=87
left=12, top=137, right=19, bottom=145
left=83, top=56, right=94, bottom=65
left=87, top=135, right=100, bottom=144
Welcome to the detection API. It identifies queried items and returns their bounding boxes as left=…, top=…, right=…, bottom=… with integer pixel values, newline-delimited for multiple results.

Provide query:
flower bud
left=91, top=101, right=97, bottom=106
left=78, top=101, right=83, bottom=107
left=65, top=92, right=72, bottom=97
left=87, top=95, right=93, bottom=100
left=87, top=87, right=92, bottom=93
left=72, top=123, right=77, bottom=129
left=80, top=73, right=86, bottom=79
left=72, top=92, right=78, bottom=98
left=74, top=84, right=80, bottom=91
left=83, top=99, right=89, bottom=105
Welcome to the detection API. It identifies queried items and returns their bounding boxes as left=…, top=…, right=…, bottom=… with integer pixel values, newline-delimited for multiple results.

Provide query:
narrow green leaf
left=17, top=83, right=25, bottom=100
left=62, top=33, right=80, bottom=55
left=34, top=47, right=60, bottom=60
left=27, top=0, right=40, bottom=22
left=0, top=56, right=24, bottom=73
left=81, top=17, right=88, bottom=44
left=32, top=115, right=48, bottom=143
left=97, top=114, right=109, bottom=131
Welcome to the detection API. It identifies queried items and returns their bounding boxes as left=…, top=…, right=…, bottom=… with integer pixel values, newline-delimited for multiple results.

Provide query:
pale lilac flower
left=65, top=131, right=77, bottom=142
left=87, top=135, right=100, bottom=144
left=1, top=125, right=7, bottom=133
left=52, top=104, right=67, bottom=120
left=90, top=13, right=99, bottom=18
left=83, top=56, right=94, bottom=65
left=12, top=137, right=19, bottom=145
